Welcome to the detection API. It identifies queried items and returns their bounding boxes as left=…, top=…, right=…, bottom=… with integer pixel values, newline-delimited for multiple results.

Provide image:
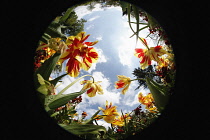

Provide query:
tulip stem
left=130, top=78, right=146, bottom=81
left=54, top=75, right=94, bottom=100
left=94, top=120, right=98, bottom=125
left=138, top=37, right=150, bottom=50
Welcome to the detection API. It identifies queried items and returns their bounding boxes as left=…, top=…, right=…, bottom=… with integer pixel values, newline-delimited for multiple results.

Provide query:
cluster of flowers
left=35, top=32, right=99, bottom=77
left=76, top=74, right=157, bottom=128
left=34, top=45, right=56, bottom=70
left=96, top=100, right=131, bottom=127
left=89, top=91, right=156, bottom=128
left=35, top=30, right=173, bottom=129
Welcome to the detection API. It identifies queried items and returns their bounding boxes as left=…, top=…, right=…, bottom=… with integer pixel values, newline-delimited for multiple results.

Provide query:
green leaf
left=130, top=25, right=149, bottom=38
left=133, top=5, right=140, bottom=43
left=59, top=8, right=73, bottom=23
left=45, top=95, right=56, bottom=106
left=59, top=124, right=106, bottom=135
left=127, top=4, right=135, bottom=34
left=146, top=77, right=169, bottom=112
left=84, top=110, right=101, bottom=124
left=50, top=111, right=60, bottom=117
left=37, top=85, right=49, bottom=95
left=37, top=74, right=55, bottom=96
left=146, top=13, right=159, bottom=29
left=34, top=53, right=61, bottom=88
left=54, top=75, right=93, bottom=100
left=48, top=91, right=85, bottom=109
left=37, top=74, right=46, bottom=85
left=49, top=73, right=67, bottom=86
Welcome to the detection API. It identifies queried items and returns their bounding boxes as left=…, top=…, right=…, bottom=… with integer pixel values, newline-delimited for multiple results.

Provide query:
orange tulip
left=98, top=101, right=119, bottom=123
left=112, top=113, right=131, bottom=127
left=114, top=75, right=131, bottom=95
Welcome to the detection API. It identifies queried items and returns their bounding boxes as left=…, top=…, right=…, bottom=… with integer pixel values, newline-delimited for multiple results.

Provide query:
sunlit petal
left=99, top=101, right=119, bottom=123
left=114, top=75, right=131, bottom=94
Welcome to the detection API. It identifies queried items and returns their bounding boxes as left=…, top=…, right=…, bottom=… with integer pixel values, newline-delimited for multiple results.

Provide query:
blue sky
left=52, top=3, right=155, bottom=129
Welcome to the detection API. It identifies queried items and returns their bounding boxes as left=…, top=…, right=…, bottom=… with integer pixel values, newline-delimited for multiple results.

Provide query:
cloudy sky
left=52, top=2, right=155, bottom=129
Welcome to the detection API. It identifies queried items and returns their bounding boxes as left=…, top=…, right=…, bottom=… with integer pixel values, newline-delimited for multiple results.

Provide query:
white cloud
left=74, top=3, right=121, bottom=20
left=87, top=63, right=97, bottom=73
left=86, top=24, right=94, bottom=30
left=76, top=71, right=121, bottom=117
left=96, top=48, right=107, bottom=63
left=117, top=36, right=137, bottom=68
left=55, top=75, right=84, bottom=94
left=84, top=71, right=121, bottom=105
left=88, top=15, right=100, bottom=22
left=74, top=4, right=104, bottom=20
left=87, top=48, right=107, bottom=73
left=95, top=35, right=102, bottom=41
left=121, top=81, right=140, bottom=107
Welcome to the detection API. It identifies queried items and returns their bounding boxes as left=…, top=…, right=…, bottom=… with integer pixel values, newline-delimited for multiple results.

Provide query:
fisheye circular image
left=33, top=0, right=176, bottom=139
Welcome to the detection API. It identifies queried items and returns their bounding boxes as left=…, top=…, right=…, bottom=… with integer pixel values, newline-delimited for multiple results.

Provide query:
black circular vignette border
left=2, top=0, right=210, bottom=139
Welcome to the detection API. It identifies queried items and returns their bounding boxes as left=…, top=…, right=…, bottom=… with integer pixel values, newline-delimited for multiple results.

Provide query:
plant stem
left=94, top=120, right=98, bottom=125
left=54, top=75, right=94, bottom=100
left=111, top=123, right=115, bottom=132
left=138, top=37, right=150, bottom=50
left=121, top=110, right=128, bottom=133
left=130, top=78, right=146, bottom=82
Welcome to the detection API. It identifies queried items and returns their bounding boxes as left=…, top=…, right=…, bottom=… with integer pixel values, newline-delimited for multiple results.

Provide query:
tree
left=39, top=8, right=87, bottom=44
left=132, top=65, right=161, bottom=90
left=60, top=11, right=87, bottom=36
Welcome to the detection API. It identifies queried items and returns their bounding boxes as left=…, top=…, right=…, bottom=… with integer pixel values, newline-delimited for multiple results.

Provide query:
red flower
left=134, top=38, right=167, bottom=69
left=82, top=111, right=88, bottom=119
left=59, top=32, right=99, bottom=77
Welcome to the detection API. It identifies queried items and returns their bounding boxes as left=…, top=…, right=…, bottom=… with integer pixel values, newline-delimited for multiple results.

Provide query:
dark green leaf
left=48, top=91, right=85, bottom=109
left=84, top=110, right=101, bottom=124
left=60, top=124, right=106, bottom=135
left=50, top=73, right=67, bottom=86
left=133, top=5, right=139, bottom=42
left=130, top=25, right=149, bottom=38
left=34, top=53, right=61, bottom=88
left=146, top=77, right=169, bottom=112
left=59, top=8, right=74, bottom=23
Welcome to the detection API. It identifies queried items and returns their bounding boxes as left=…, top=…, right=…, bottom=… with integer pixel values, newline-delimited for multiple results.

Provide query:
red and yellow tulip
left=112, top=113, right=131, bottom=127
left=114, top=75, right=131, bottom=95
left=138, top=92, right=158, bottom=113
left=134, top=38, right=167, bottom=69
left=80, top=80, right=103, bottom=97
left=59, top=32, right=99, bottom=77
left=98, top=101, right=119, bottom=123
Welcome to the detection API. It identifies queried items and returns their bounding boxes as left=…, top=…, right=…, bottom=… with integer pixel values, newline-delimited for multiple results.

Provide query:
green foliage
left=60, top=124, right=106, bottom=137
left=37, top=74, right=54, bottom=95
left=83, top=110, right=101, bottom=124
left=40, top=20, right=67, bottom=44
left=132, top=65, right=161, bottom=89
left=34, top=53, right=61, bottom=104
left=49, top=73, right=67, bottom=86
left=146, top=77, right=169, bottom=112
left=34, top=53, right=61, bottom=87
left=40, top=7, right=87, bottom=44
left=59, top=8, right=74, bottom=23
left=48, top=91, right=85, bottom=110
left=121, top=1, right=149, bottom=44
